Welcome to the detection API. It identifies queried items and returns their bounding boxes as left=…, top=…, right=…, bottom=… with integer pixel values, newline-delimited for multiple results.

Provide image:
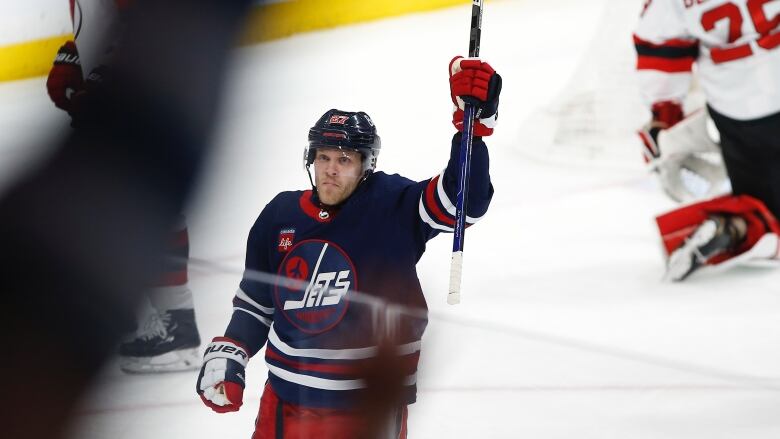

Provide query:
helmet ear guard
left=304, top=109, right=381, bottom=181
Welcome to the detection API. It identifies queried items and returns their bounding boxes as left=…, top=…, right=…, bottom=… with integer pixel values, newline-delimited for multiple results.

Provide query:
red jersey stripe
left=637, top=55, right=695, bottom=72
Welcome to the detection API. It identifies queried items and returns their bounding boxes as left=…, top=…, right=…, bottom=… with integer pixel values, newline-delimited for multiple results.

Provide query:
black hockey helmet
left=304, top=109, right=381, bottom=180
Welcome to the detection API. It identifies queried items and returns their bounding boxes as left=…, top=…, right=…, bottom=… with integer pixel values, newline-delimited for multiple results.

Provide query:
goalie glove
left=638, top=104, right=728, bottom=203
left=196, top=337, right=249, bottom=413
left=449, top=56, right=502, bottom=136
left=637, top=100, right=684, bottom=164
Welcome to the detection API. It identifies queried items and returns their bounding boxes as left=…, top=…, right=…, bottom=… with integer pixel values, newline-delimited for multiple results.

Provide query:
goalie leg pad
left=656, top=194, right=780, bottom=262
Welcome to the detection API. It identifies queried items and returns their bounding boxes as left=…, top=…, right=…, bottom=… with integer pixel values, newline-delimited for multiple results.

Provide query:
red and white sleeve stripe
left=418, top=172, right=485, bottom=232
left=634, top=0, right=697, bottom=106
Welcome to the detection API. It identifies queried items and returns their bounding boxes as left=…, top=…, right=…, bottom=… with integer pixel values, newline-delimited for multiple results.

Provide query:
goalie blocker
left=657, top=194, right=780, bottom=280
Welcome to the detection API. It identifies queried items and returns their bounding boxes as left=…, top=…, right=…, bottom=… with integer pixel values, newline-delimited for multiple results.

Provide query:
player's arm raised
left=418, top=56, right=499, bottom=235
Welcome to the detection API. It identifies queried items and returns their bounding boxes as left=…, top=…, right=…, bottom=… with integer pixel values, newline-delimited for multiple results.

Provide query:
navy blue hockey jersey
left=224, top=132, right=493, bottom=409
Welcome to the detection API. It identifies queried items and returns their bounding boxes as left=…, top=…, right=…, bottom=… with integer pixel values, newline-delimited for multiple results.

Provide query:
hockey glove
left=449, top=56, right=502, bottom=136
left=640, top=106, right=727, bottom=203
left=69, top=64, right=111, bottom=122
left=46, top=41, right=84, bottom=113
left=637, top=100, right=684, bottom=164
left=196, top=337, right=249, bottom=413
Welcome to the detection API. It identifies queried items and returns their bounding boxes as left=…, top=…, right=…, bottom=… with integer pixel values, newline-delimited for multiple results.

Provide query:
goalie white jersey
left=634, top=0, right=780, bottom=120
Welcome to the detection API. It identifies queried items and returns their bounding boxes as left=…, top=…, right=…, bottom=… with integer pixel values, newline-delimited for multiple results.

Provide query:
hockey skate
left=119, top=309, right=201, bottom=373
left=665, top=215, right=744, bottom=281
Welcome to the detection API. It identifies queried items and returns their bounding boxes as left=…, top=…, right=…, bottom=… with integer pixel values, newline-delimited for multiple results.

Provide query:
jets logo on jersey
left=284, top=256, right=309, bottom=280
left=275, top=240, right=357, bottom=334
left=278, top=228, right=295, bottom=252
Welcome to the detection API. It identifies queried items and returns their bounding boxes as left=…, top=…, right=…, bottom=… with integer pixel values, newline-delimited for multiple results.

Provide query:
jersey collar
left=299, top=190, right=338, bottom=222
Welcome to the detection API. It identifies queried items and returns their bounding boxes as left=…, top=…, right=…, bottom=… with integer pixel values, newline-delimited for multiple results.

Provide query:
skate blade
left=120, top=348, right=200, bottom=374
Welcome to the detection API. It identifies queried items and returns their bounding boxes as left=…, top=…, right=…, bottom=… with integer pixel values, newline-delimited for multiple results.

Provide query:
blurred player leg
left=120, top=215, right=202, bottom=373
left=709, top=107, right=780, bottom=218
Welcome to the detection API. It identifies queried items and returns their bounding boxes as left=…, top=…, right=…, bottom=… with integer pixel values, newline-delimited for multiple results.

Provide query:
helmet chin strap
left=305, top=164, right=316, bottom=190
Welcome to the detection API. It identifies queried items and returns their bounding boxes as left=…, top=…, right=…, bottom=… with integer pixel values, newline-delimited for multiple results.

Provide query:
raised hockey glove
left=46, top=41, right=84, bottom=113
left=196, top=337, right=249, bottom=413
left=637, top=100, right=684, bottom=164
left=449, top=56, right=502, bottom=136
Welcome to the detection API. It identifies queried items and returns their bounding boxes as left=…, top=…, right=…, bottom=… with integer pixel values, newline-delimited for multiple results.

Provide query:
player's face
left=313, top=148, right=363, bottom=206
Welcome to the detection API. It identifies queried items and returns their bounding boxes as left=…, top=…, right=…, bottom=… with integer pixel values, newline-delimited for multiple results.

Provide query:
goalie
left=634, top=0, right=780, bottom=281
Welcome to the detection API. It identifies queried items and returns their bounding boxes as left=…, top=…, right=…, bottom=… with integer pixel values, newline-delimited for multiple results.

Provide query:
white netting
left=516, top=0, right=704, bottom=170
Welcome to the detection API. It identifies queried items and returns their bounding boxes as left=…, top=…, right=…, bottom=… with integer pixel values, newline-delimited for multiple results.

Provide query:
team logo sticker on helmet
left=276, top=240, right=356, bottom=334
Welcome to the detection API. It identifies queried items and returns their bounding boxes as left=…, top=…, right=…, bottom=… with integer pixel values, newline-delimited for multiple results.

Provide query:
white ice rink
left=2, top=0, right=780, bottom=437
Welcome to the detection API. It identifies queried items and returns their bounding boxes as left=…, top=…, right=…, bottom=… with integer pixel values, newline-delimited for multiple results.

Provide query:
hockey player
left=634, top=0, right=780, bottom=280
left=46, top=0, right=201, bottom=372
left=196, top=56, right=500, bottom=438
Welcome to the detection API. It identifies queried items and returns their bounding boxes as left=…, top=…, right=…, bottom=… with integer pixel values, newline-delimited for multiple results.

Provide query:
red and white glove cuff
left=453, top=108, right=497, bottom=137
left=200, top=382, right=244, bottom=413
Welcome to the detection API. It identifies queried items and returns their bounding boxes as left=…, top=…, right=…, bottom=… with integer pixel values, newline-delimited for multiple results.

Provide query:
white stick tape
left=448, top=251, right=463, bottom=305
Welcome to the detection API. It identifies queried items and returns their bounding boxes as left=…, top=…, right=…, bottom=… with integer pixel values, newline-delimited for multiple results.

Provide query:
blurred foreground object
left=0, top=0, right=250, bottom=437
left=46, top=0, right=204, bottom=375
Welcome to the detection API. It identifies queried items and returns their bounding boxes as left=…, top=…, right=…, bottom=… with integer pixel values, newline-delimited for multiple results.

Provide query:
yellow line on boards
left=241, top=0, right=471, bottom=44
left=0, top=0, right=472, bottom=82
left=0, top=35, right=72, bottom=82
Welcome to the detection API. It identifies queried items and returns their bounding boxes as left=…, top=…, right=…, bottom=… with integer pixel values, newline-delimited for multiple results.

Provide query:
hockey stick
left=448, top=0, right=484, bottom=305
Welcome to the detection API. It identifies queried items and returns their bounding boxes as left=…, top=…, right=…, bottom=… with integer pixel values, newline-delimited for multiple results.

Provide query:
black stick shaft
left=448, top=0, right=484, bottom=305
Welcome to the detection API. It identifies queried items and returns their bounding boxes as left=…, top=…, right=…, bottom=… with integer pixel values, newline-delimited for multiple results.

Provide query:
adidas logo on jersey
left=283, top=270, right=351, bottom=310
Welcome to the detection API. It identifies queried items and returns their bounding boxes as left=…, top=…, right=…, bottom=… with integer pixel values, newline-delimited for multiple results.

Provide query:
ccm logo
left=206, top=344, right=248, bottom=360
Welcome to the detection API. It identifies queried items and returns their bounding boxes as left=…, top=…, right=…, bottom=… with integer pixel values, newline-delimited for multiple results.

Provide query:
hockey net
left=515, top=0, right=704, bottom=171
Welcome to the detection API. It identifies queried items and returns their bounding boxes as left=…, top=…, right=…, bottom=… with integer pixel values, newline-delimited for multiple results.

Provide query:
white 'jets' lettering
left=284, top=270, right=351, bottom=310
